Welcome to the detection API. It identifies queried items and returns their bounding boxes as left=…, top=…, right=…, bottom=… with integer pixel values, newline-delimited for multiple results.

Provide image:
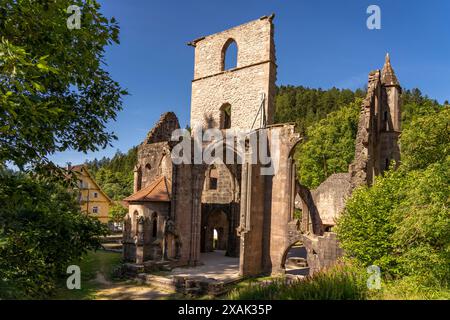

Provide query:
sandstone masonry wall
left=190, top=16, right=276, bottom=130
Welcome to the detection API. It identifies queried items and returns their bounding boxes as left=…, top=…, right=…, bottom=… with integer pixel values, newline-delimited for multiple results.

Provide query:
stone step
left=100, top=235, right=123, bottom=244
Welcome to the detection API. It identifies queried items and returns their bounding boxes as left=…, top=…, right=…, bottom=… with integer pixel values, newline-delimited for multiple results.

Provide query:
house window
left=93, top=192, right=98, bottom=198
left=221, top=39, right=238, bottom=71
left=209, top=168, right=218, bottom=190
left=92, top=206, right=98, bottom=214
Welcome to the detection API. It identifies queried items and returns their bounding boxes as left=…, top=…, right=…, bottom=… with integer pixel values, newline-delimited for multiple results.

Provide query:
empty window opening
left=152, top=213, right=158, bottom=238
left=384, top=111, right=389, bottom=130
left=209, top=168, right=218, bottom=190
left=220, top=103, right=231, bottom=129
left=222, top=39, right=238, bottom=71
left=213, top=228, right=219, bottom=250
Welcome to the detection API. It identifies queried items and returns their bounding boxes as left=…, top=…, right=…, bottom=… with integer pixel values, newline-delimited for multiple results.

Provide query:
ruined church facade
left=122, top=16, right=402, bottom=276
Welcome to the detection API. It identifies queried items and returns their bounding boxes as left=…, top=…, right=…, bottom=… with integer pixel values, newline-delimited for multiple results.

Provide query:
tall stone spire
left=381, top=53, right=400, bottom=87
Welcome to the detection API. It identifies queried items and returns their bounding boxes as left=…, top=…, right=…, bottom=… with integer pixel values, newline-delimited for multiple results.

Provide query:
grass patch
left=52, top=250, right=122, bottom=300
left=369, top=276, right=450, bottom=300
left=227, top=264, right=367, bottom=300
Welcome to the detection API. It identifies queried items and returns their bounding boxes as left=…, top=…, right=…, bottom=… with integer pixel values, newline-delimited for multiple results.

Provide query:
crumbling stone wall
left=144, top=112, right=180, bottom=144
left=311, top=173, right=351, bottom=228
left=350, top=55, right=402, bottom=189
left=201, top=164, right=234, bottom=204
left=134, top=113, right=180, bottom=192
left=302, top=233, right=344, bottom=274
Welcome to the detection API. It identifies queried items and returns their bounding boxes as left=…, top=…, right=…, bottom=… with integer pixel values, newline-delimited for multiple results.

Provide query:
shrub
left=0, top=170, right=108, bottom=299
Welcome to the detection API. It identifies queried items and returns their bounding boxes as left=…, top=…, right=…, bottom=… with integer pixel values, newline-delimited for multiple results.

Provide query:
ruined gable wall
left=134, top=113, right=180, bottom=191
left=349, top=70, right=381, bottom=189
left=144, top=112, right=180, bottom=144
left=190, top=17, right=276, bottom=130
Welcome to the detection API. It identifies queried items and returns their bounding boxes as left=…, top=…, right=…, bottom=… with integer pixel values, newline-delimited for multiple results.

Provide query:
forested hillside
left=275, top=86, right=366, bottom=135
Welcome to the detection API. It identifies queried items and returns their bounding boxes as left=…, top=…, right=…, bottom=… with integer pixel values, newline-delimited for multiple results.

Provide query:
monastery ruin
left=122, top=15, right=402, bottom=284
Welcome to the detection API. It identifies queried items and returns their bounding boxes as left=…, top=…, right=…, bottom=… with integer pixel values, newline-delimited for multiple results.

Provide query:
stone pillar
left=239, top=151, right=266, bottom=276
left=188, top=167, right=202, bottom=266
left=135, top=216, right=145, bottom=264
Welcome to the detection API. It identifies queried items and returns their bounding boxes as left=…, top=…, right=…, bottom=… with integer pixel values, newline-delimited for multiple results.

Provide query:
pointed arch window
left=220, top=103, right=231, bottom=129
left=221, top=39, right=238, bottom=71
left=151, top=212, right=158, bottom=238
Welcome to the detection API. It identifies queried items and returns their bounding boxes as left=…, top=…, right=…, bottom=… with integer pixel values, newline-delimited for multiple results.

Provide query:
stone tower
left=379, top=53, right=402, bottom=172
left=350, top=54, right=402, bottom=187
left=188, top=15, right=277, bottom=131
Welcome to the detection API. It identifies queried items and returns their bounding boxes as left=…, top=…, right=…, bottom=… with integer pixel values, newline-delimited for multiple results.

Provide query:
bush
left=228, top=263, right=368, bottom=300
left=336, top=106, right=450, bottom=290
left=0, top=170, right=108, bottom=299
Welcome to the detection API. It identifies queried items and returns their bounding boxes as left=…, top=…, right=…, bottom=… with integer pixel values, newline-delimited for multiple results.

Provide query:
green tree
left=109, top=202, right=128, bottom=224
left=0, top=170, right=108, bottom=299
left=295, top=99, right=361, bottom=189
left=0, top=0, right=127, bottom=171
left=86, top=147, right=137, bottom=200
left=400, top=107, right=449, bottom=171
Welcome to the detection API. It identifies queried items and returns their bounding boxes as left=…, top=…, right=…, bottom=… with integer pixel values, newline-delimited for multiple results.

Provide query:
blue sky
left=51, top=0, right=450, bottom=166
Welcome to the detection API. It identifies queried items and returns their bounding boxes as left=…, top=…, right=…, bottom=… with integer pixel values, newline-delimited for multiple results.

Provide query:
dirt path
left=91, top=272, right=180, bottom=300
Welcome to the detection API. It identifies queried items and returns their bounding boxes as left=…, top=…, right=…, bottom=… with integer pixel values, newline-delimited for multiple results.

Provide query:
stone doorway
left=202, top=209, right=229, bottom=255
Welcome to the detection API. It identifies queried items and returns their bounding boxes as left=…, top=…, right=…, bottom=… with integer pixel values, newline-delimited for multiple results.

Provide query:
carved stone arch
left=286, top=136, right=324, bottom=235
left=288, top=137, right=303, bottom=159
left=279, top=236, right=307, bottom=272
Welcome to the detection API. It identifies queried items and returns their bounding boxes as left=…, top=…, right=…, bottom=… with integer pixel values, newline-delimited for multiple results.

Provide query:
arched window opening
left=213, top=228, right=218, bottom=250
left=220, top=103, right=231, bottom=129
left=209, top=167, right=218, bottom=190
left=384, top=111, right=389, bottom=131
left=151, top=213, right=157, bottom=238
left=222, top=39, right=238, bottom=71
left=146, top=163, right=152, bottom=171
